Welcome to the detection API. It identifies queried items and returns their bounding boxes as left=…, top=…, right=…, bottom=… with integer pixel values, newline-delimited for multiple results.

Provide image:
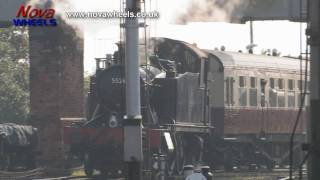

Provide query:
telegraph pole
left=308, top=0, right=320, bottom=179
left=123, top=0, right=142, bottom=179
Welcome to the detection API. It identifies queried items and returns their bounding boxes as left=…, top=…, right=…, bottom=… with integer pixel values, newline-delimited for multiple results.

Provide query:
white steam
left=176, top=0, right=242, bottom=24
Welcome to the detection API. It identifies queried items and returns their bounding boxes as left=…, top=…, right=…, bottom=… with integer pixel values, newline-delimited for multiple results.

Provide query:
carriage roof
left=203, top=50, right=308, bottom=72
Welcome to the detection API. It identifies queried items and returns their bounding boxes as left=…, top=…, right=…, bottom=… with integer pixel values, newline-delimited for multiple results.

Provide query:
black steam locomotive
left=64, top=38, right=215, bottom=178
left=64, top=37, right=307, bottom=177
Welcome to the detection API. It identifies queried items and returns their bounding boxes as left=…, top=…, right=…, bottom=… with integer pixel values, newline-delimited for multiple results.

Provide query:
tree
left=83, top=72, right=91, bottom=97
left=83, top=72, right=91, bottom=118
left=261, top=48, right=281, bottom=56
left=0, top=27, right=29, bottom=123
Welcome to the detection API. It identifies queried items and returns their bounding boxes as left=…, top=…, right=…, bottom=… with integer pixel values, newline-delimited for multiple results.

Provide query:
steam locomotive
left=64, top=38, right=307, bottom=177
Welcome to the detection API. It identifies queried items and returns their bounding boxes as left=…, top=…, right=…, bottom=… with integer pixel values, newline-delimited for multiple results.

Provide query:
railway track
left=0, top=168, right=45, bottom=180
left=212, top=169, right=307, bottom=180
left=0, top=168, right=305, bottom=180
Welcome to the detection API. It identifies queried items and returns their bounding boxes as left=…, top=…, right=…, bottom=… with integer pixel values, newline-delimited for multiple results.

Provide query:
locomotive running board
left=165, top=123, right=213, bottom=133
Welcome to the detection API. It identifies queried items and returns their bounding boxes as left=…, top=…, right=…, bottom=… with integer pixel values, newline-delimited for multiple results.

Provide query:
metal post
left=159, top=155, right=166, bottom=180
left=249, top=20, right=254, bottom=54
left=250, top=20, right=254, bottom=45
left=124, top=0, right=142, bottom=180
left=308, top=0, right=320, bottom=179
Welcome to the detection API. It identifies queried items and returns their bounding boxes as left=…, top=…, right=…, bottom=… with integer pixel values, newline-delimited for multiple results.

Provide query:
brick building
left=29, top=19, right=84, bottom=169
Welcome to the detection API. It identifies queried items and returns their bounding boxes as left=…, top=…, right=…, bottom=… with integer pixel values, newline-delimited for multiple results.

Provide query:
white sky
left=60, top=0, right=307, bottom=74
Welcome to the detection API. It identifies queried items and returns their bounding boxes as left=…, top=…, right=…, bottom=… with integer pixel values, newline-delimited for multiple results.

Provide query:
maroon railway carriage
left=204, top=50, right=308, bottom=169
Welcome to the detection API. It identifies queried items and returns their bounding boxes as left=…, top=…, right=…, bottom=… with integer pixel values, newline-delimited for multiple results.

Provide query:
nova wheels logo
left=13, top=5, right=57, bottom=27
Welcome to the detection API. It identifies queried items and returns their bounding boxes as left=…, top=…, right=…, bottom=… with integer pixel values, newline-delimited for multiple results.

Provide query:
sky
left=59, top=0, right=308, bottom=74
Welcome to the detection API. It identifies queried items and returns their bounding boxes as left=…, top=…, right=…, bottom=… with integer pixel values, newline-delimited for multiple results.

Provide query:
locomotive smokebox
left=96, top=65, right=125, bottom=112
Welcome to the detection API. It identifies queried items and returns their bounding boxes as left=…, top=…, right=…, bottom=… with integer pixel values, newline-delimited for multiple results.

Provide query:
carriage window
left=225, top=79, right=229, bottom=105
left=225, top=77, right=234, bottom=106
left=269, top=78, right=277, bottom=107
left=239, top=88, right=247, bottom=106
left=278, top=79, right=285, bottom=107
left=249, top=77, right=257, bottom=106
left=288, top=91, right=295, bottom=107
left=260, top=79, right=267, bottom=107
left=278, top=91, right=285, bottom=107
left=184, top=51, right=196, bottom=72
left=250, top=77, right=256, bottom=88
left=288, top=79, right=294, bottom=90
left=239, top=76, right=246, bottom=87
left=288, top=79, right=295, bottom=107
left=269, top=89, right=277, bottom=107
left=270, top=78, right=275, bottom=89
left=249, top=89, right=257, bottom=107
left=278, top=79, right=284, bottom=89
left=229, top=77, right=234, bottom=105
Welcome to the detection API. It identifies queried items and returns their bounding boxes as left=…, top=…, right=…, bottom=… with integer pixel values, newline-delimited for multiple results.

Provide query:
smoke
left=176, top=0, right=242, bottom=24
left=26, top=0, right=85, bottom=37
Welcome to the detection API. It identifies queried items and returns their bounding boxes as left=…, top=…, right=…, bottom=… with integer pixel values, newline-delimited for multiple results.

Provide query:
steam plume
left=176, top=0, right=242, bottom=24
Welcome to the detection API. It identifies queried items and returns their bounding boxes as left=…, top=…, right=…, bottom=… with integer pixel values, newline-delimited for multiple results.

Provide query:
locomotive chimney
left=166, top=68, right=177, bottom=78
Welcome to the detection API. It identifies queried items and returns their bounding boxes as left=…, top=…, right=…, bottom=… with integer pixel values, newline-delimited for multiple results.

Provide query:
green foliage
left=83, top=72, right=90, bottom=96
left=83, top=72, right=91, bottom=118
left=0, top=27, right=29, bottom=123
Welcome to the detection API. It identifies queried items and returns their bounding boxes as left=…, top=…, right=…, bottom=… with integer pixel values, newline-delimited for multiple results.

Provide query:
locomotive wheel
left=100, top=170, right=109, bottom=178
left=84, top=153, right=94, bottom=177
left=223, top=150, right=235, bottom=172
left=266, top=161, right=275, bottom=170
